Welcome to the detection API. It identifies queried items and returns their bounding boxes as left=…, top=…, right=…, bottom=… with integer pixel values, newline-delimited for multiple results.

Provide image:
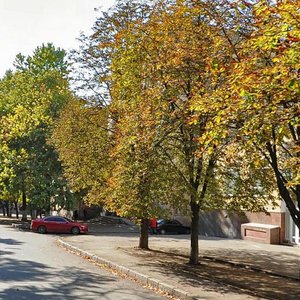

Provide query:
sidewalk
left=58, top=223, right=300, bottom=300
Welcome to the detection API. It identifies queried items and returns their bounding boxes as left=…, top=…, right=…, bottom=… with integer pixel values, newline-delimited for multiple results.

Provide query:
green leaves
left=1, top=0, right=297, bottom=233
left=0, top=44, right=73, bottom=212
left=14, top=43, right=68, bottom=75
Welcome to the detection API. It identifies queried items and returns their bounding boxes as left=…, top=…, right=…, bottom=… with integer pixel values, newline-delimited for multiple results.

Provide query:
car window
left=163, top=220, right=172, bottom=225
left=55, top=217, right=67, bottom=223
left=64, top=217, right=72, bottom=223
left=44, top=217, right=57, bottom=222
left=44, top=217, right=66, bottom=222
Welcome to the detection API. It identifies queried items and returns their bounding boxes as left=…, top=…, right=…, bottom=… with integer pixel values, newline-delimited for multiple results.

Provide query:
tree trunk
left=139, top=218, right=149, bottom=249
left=7, top=201, right=12, bottom=217
left=14, top=201, right=19, bottom=219
left=266, top=142, right=300, bottom=230
left=21, top=188, right=27, bottom=221
left=275, top=173, right=300, bottom=229
left=4, top=201, right=10, bottom=217
left=189, top=199, right=200, bottom=265
left=1, top=202, right=6, bottom=216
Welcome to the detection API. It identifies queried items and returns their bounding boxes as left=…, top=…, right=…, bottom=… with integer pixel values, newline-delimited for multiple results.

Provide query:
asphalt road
left=0, top=225, right=166, bottom=300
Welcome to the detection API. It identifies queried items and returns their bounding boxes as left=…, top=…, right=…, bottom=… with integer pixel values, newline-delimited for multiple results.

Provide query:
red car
left=31, top=216, right=88, bottom=234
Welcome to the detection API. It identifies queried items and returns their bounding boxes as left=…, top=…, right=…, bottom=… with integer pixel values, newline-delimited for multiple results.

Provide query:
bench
left=241, top=223, right=280, bottom=244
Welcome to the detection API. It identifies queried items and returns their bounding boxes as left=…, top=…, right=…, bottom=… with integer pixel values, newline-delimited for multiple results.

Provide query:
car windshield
left=157, top=219, right=165, bottom=224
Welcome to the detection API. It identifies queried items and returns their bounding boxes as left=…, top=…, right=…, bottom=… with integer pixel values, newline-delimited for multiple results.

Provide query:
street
left=0, top=225, right=166, bottom=300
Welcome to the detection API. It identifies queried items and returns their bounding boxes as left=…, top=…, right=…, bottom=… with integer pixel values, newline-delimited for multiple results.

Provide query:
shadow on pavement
left=0, top=237, right=24, bottom=246
left=121, top=247, right=300, bottom=300
left=0, top=254, right=159, bottom=300
left=202, top=248, right=299, bottom=279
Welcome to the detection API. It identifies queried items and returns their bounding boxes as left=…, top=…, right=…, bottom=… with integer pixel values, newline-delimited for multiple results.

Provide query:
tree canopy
left=1, top=0, right=299, bottom=264
left=205, top=0, right=300, bottom=229
left=0, top=43, right=73, bottom=219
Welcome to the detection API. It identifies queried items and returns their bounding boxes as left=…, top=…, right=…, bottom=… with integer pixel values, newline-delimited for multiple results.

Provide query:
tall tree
left=0, top=43, right=73, bottom=220
left=108, top=92, right=185, bottom=249
left=211, top=0, right=300, bottom=229
left=109, top=0, right=237, bottom=262
left=64, top=0, right=166, bottom=249
left=108, top=0, right=273, bottom=262
left=51, top=98, right=112, bottom=205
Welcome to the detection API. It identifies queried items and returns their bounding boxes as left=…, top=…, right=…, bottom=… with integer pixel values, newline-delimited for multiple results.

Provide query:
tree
left=50, top=97, right=112, bottom=206
left=108, top=0, right=274, bottom=262
left=108, top=94, right=185, bottom=249
left=212, top=0, right=300, bottom=229
left=108, top=0, right=228, bottom=261
left=53, top=0, right=280, bottom=260
left=0, top=43, right=73, bottom=219
left=64, top=0, right=169, bottom=249
left=69, top=0, right=152, bottom=106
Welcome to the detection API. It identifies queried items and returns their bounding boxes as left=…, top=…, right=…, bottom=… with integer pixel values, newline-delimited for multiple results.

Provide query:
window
left=44, top=217, right=66, bottom=222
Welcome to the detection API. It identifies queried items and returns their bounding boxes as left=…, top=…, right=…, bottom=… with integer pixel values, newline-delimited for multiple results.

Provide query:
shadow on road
left=0, top=237, right=24, bottom=245
left=0, top=245, right=161, bottom=300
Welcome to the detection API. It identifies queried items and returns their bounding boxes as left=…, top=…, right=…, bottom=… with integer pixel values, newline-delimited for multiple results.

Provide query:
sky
left=0, top=0, right=115, bottom=77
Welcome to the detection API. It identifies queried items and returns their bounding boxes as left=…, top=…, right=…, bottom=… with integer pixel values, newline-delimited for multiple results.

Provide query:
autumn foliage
left=1, top=1, right=299, bottom=263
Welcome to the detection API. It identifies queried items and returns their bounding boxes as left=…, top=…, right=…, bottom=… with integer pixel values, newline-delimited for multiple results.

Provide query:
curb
left=11, top=223, right=30, bottom=230
left=57, top=239, right=194, bottom=300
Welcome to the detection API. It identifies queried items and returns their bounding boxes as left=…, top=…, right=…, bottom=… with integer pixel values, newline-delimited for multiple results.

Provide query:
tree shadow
left=0, top=256, right=161, bottom=300
left=120, top=247, right=300, bottom=300
left=0, top=238, right=24, bottom=245
left=0, top=250, right=14, bottom=255
left=202, top=248, right=300, bottom=279
left=0, top=258, right=52, bottom=282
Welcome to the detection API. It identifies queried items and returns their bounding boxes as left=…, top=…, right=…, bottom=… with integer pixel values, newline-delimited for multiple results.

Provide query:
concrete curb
left=58, top=239, right=193, bottom=300
left=11, top=223, right=30, bottom=230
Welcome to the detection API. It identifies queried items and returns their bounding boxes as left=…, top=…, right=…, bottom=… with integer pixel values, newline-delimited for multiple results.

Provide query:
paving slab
left=58, top=225, right=300, bottom=300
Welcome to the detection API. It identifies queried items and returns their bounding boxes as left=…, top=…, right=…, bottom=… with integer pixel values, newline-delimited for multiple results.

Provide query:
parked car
left=31, top=216, right=88, bottom=234
left=156, top=219, right=190, bottom=235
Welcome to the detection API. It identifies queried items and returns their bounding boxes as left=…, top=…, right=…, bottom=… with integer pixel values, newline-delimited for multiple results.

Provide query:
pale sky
left=0, top=0, right=115, bottom=77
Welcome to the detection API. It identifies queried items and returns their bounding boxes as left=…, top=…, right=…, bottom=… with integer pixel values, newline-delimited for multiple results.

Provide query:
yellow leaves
left=64, top=0, right=300, bottom=215
left=239, top=89, right=246, bottom=97
left=188, top=115, right=198, bottom=126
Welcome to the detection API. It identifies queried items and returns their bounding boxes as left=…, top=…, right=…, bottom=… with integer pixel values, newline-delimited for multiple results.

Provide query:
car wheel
left=160, top=229, right=166, bottom=235
left=37, top=225, right=46, bottom=234
left=71, top=227, right=80, bottom=235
